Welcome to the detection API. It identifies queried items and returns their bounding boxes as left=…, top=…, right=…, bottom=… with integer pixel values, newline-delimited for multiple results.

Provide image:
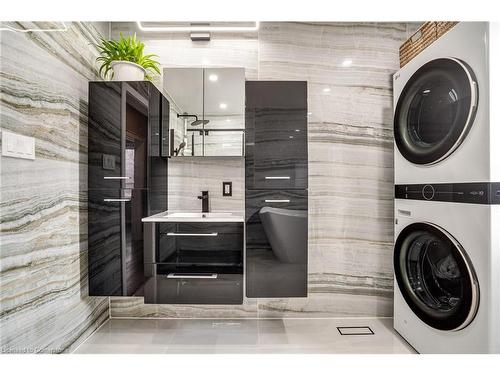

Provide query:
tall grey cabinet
left=87, top=81, right=169, bottom=296
left=245, top=81, right=308, bottom=298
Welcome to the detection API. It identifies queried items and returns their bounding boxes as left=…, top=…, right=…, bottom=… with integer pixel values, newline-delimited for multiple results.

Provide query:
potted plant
left=96, top=33, right=161, bottom=81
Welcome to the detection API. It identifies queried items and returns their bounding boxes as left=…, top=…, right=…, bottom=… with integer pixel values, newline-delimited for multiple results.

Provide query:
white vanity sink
left=142, top=211, right=244, bottom=223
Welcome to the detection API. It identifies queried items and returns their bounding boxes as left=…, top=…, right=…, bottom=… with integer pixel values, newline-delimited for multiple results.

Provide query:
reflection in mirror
left=163, top=67, right=245, bottom=156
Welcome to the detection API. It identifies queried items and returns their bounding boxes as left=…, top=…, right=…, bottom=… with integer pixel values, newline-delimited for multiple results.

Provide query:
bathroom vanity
left=87, top=78, right=308, bottom=303
left=142, top=212, right=244, bottom=304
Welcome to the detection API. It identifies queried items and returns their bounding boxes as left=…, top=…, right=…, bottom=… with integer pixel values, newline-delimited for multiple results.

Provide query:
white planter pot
left=111, top=61, right=146, bottom=81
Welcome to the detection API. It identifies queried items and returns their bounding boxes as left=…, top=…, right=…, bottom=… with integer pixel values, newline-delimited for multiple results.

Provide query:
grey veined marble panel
left=0, top=22, right=109, bottom=353
left=168, top=157, right=245, bottom=212
left=256, top=22, right=413, bottom=317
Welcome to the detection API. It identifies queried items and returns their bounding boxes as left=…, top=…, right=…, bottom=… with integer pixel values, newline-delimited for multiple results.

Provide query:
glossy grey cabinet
left=143, top=222, right=243, bottom=304
left=88, top=81, right=168, bottom=296
left=245, top=81, right=308, bottom=298
left=245, top=81, right=308, bottom=190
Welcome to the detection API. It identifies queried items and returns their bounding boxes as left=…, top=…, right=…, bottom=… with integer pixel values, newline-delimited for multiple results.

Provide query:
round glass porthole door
left=394, top=58, right=478, bottom=165
left=394, top=222, right=479, bottom=331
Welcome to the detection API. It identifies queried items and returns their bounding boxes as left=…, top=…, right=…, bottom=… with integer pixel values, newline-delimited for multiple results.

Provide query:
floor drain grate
left=337, top=326, right=374, bottom=336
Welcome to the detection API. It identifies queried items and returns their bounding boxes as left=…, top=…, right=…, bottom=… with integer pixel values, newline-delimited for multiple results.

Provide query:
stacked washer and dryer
left=392, top=22, right=500, bottom=353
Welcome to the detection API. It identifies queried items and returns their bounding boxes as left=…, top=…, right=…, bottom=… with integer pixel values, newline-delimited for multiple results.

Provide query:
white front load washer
left=393, top=22, right=499, bottom=184
left=393, top=183, right=500, bottom=353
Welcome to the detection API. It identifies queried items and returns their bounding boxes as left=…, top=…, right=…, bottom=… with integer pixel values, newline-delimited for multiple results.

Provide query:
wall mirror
left=163, top=67, right=245, bottom=157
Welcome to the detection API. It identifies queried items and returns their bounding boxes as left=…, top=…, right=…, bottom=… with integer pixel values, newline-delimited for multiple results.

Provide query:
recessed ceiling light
left=289, top=136, right=294, bottom=139
left=209, top=74, right=218, bottom=82
left=342, top=59, right=353, bottom=67
left=219, top=103, right=227, bottom=109
left=295, top=129, right=300, bottom=132
left=323, top=87, right=331, bottom=93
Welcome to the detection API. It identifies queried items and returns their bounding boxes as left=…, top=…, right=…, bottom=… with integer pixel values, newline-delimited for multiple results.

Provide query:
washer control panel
left=395, top=182, right=500, bottom=204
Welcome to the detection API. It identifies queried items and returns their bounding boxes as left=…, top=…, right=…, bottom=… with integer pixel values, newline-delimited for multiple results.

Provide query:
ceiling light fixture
left=323, top=87, right=331, bottom=93
left=209, top=74, right=218, bottom=82
left=219, top=103, right=227, bottom=109
left=136, top=21, right=260, bottom=33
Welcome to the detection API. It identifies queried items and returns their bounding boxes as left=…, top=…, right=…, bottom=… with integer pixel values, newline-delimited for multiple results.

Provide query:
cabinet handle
left=167, top=273, right=218, bottom=279
left=264, top=199, right=290, bottom=203
left=104, top=176, right=130, bottom=180
left=265, top=176, right=290, bottom=180
left=166, top=232, right=218, bottom=237
left=103, top=198, right=131, bottom=202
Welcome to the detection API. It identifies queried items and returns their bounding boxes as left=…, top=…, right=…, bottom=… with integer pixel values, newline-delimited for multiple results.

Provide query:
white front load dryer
left=393, top=22, right=499, bottom=184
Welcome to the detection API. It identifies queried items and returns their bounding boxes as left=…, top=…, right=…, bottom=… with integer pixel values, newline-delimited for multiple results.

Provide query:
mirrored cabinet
left=163, top=67, right=245, bottom=157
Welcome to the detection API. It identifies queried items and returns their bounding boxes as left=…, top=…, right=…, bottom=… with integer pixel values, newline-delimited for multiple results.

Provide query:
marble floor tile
left=74, top=318, right=415, bottom=354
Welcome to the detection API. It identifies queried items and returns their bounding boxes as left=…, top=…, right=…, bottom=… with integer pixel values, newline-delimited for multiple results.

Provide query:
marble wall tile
left=255, top=22, right=416, bottom=317
left=110, top=297, right=258, bottom=319
left=0, top=22, right=110, bottom=353
left=167, top=157, right=244, bottom=212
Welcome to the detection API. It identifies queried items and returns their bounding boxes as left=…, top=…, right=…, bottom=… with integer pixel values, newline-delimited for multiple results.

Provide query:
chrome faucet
left=197, top=191, right=209, bottom=213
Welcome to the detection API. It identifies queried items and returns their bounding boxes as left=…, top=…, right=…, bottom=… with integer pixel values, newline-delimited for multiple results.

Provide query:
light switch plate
left=223, top=181, right=232, bottom=196
left=1, top=130, right=35, bottom=160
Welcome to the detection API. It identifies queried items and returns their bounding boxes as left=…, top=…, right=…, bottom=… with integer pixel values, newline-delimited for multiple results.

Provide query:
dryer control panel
left=395, top=182, right=500, bottom=204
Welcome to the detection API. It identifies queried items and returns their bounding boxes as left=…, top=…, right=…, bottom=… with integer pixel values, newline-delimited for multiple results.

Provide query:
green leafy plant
left=95, top=33, right=161, bottom=80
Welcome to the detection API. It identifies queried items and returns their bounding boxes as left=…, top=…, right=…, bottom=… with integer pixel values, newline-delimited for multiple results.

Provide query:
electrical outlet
left=223, top=181, right=232, bottom=196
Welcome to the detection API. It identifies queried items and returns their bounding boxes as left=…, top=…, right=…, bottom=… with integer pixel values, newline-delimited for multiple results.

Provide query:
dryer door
left=394, top=222, right=479, bottom=331
left=394, top=58, right=478, bottom=165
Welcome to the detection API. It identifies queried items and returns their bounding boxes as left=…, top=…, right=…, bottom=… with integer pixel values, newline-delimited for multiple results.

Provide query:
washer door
left=394, top=58, right=478, bottom=165
left=394, top=222, right=479, bottom=331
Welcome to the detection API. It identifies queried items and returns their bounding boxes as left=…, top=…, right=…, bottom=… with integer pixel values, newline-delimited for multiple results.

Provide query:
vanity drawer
left=154, top=222, right=244, bottom=266
left=245, top=189, right=308, bottom=222
left=143, top=272, right=243, bottom=304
